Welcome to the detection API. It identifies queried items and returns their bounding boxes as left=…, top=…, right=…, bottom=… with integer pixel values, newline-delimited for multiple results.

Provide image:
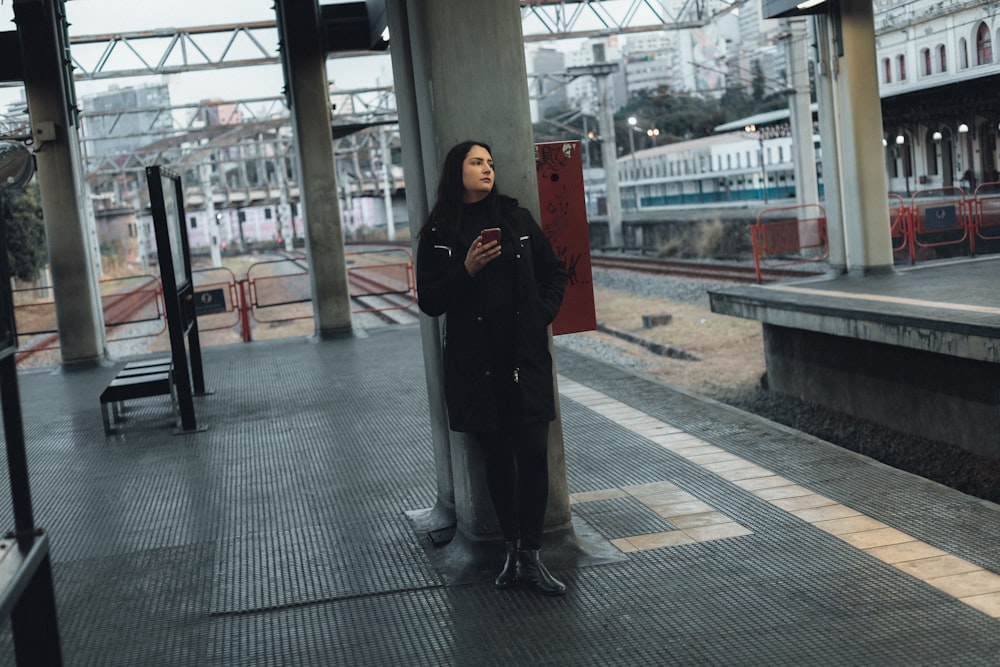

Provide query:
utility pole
left=568, top=44, right=623, bottom=248
left=200, top=162, right=222, bottom=268
left=378, top=125, right=396, bottom=241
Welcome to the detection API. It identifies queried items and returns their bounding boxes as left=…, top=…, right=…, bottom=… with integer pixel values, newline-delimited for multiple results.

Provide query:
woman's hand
left=464, top=234, right=501, bottom=276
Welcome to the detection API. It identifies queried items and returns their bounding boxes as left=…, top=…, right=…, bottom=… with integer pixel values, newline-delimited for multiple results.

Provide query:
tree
left=1, top=183, right=47, bottom=283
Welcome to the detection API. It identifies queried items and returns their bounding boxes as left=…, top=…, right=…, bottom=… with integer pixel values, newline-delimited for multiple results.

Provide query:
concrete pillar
left=785, top=19, right=818, bottom=208
left=275, top=0, right=352, bottom=337
left=386, top=1, right=600, bottom=576
left=813, top=14, right=847, bottom=272
left=385, top=0, right=456, bottom=539
left=13, top=0, right=104, bottom=367
left=832, top=0, right=894, bottom=274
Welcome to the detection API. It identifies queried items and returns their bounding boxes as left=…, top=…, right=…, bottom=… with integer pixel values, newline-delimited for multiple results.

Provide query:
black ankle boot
left=516, top=549, right=567, bottom=596
left=494, top=541, right=518, bottom=589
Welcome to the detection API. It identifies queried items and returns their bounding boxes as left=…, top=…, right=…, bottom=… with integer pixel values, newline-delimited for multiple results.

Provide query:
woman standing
left=416, top=141, right=568, bottom=596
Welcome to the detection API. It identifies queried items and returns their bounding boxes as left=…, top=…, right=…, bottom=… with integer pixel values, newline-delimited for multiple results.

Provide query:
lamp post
left=958, top=122, right=971, bottom=190
left=932, top=131, right=942, bottom=182
left=745, top=124, right=767, bottom=203
left=646, top=128, right=660, bottom=146
left=895, top=134, right=910, bottom=196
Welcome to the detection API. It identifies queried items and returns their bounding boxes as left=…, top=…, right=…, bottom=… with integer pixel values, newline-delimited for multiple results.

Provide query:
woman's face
left=461, top=145, right=494, bottom=202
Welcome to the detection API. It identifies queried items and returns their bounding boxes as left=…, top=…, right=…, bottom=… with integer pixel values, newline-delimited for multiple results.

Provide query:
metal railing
left=750, top=203, right=829, bottom=283
left=888, top=194, right=909, bottom=256
left=906, top=186, right=971, bottom=259
left=345, top=248, right=416, bottom=314
left=880, top=183, right=1000, bottom=264
left=973, top=182, right=1000, bottom=244
left=13, top=274, right=165, bottom=362
left=13, top=248, right=418, bottom=361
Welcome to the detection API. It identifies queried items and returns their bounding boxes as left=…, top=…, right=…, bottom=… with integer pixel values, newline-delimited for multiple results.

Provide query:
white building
left=565, top=38, right=627, bottom=116
left=622, top=32, right=676, bottom=95
left=875, top=0, right=1000, bottom=190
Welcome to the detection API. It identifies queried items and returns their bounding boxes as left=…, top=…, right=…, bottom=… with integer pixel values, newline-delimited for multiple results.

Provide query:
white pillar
left=812, top=14, right=846, bottom=271
left=832, top=0, right=894, bottom=273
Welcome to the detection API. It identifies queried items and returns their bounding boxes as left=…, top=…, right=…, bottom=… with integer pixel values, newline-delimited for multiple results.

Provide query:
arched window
left=922, top=48, right=931, bottom=75
left=960, top=38, right=969, bottom=68
left=883, top=58, right=892, bottom=83
left=897, top=54, right=907, bottom=80
left=976, top=22, right=993, bottom=64
left=938, top=44, right=947, bottom=72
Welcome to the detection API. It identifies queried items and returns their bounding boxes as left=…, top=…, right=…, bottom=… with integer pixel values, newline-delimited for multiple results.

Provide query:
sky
left=0, top=0, right=395, bottom=115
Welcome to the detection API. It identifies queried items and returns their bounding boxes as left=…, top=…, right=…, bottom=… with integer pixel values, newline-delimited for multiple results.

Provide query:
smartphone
left=481, top=227, right=501, bottom=246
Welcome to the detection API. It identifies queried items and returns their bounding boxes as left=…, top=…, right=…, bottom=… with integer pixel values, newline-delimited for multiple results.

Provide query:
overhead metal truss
left=68, top=22, right=281, bottom=81
left=59, top=1, right=741, bottom=83
left=15, top=3, right=733, bottom=204
left=519, top=0, right=739, bottom=40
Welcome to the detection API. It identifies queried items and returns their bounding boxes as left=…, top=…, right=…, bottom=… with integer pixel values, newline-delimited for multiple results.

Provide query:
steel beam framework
left=58, top=1, right=738, bottom=82
left=519, top=0, right=737, bottom=41
left=4, top=2, right=734, bottom=207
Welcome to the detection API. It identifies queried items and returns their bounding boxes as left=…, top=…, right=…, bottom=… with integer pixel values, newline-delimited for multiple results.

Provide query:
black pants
left=475, top=421, right=551, bottom=550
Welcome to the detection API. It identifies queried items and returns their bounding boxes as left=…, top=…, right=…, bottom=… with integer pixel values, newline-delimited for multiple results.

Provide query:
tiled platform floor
left=1, top=324, right=999, bottom=665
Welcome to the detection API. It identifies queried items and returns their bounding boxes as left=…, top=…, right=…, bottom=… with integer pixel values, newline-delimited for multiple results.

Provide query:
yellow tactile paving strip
left=558, top=376, right=1000, bottom=619
left=766, top=283, right=1000, bottom=316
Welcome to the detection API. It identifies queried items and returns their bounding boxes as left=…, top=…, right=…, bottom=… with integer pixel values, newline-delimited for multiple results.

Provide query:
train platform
left=709, top=254, right=1000, bottom=458
left=2, top=323, right=1000, bottom=665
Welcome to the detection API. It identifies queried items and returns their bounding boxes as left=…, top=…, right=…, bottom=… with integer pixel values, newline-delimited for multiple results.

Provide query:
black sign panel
left=194, top=288, right=228, bottom=316
left=924, top=205, right=958, bottom=231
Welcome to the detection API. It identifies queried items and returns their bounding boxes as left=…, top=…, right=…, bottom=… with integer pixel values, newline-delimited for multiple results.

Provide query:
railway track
left=591, top=255, right=821, bottom=283
left=348, top=272, right=419, bottom=325
left=16, top=276, right=162, bottom=363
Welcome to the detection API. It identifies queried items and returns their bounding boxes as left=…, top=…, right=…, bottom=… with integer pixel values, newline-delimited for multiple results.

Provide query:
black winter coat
left=416, top=196, right=568, bottom=432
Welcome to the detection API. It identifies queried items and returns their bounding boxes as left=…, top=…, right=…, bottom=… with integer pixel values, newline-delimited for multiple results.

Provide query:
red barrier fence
left=888, top=194, right=908, bottom=255
left=14, top=250, right=418, bottom=361
left=973, top=182, right=1000, bottom=245
left=907, top=186, right=970, bottom=261
left=754, top=185, right=1000, bottom=278
left=889, top=182, right=1000, bottom=264
left=750, top=203, right=829, bottom=282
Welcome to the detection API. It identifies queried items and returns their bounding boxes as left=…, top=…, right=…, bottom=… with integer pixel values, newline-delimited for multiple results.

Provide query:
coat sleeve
left=416, top=232, right=474, bottom=317
left=525, top=210, right=568, bottom=324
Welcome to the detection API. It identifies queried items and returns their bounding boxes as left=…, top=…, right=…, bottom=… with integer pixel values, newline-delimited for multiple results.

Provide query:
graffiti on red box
left=535, top=141, right=596, bottom=335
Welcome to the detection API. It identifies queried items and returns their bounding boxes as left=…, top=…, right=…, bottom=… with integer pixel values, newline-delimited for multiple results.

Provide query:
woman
left=416, top=141, right=568, bottom=596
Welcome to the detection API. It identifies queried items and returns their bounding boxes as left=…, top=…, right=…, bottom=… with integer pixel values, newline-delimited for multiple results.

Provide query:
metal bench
left=123, top=356, right=172, bottom=370
left=99, top=363, right=176, bottom=435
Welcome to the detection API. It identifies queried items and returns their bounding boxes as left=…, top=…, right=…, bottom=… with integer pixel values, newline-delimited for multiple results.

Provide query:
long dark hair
left=419, top=140, right=502, bottom=241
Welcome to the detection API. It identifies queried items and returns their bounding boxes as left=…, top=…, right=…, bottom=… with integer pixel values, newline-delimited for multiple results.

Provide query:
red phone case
left=482, top=228, right=501, bottom=245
